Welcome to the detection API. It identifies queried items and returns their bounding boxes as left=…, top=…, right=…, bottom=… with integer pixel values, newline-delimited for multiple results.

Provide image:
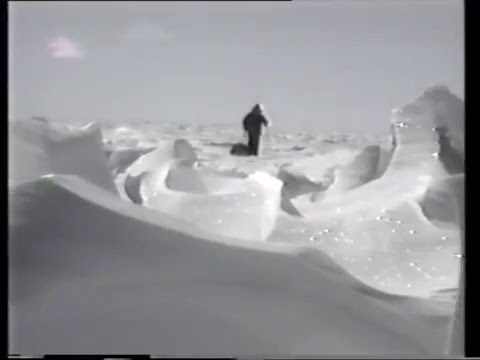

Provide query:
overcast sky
left=9, top=1, right=463, bottom=134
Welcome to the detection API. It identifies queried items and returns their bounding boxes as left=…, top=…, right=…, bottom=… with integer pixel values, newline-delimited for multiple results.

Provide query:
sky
left=9, top=1, right=464, bottom=134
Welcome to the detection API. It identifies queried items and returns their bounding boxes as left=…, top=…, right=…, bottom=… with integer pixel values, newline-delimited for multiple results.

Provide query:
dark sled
left=230, top=142, right=251, bottom=156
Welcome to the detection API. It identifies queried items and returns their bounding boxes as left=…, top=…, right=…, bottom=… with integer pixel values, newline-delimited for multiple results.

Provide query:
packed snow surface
left=9, top=86, right=463, bottom=355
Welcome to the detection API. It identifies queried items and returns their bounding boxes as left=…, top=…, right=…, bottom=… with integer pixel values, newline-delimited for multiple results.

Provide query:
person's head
left=252, top=103, right=265, bottom=114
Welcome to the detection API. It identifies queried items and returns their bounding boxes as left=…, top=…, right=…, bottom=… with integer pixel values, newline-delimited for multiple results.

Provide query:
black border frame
left=5, top=0, right=476, bottom=358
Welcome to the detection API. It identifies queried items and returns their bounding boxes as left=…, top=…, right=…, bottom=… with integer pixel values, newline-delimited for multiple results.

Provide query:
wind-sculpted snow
left=375, top=145, right=395, bottom=178
left=123, top=171, right=148, bottom=205
left=277, top=166, right=330, bottom=199
left=292, top=86, right=462, bottom=217
left=325, top=145, right=386, bottom=197
left=139, top=161, right=282, bottom=241
left=122, top=139, right=200, bottom=203
left=418, top=174, right=464, bottom=228
left=443, top=174, right=464, bottom=356
left=407, top=85, right=464, bottom=158
left=277, top=166, right=330, bottom=216
left=126, top=138, right=198, bottom=176
left=10, top=175, right=452, bottom=355
left=280, top=149, right=359, bottom=204
left=8, top=119, right=117, bottom=194
left=404, top=87, right=464, bottom=355
left=121, top=138, right=283, bottom=241
left=107, top=147, right=156, bottom=175
left=8, top=86, right=464, bottom=355
left=103, top=126, right=150, bottom=148
left=282, top=87, right=463, bottom=298
left=433, top=127, right=464, bottom=175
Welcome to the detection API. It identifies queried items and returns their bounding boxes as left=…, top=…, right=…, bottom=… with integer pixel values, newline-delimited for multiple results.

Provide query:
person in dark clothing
left=242, top=103, right=271, bottom=156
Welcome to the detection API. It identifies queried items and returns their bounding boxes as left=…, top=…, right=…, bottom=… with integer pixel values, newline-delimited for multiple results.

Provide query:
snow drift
left=123, top=140, right=283, bottom=241
left=325, top=145, right=393, bottom=197
left=291, top=86, right=463, bottom=220
left=107, top=147, right=156, bottom=175
left=10, top=174, right=452, bottom=355
left=419, top=174, right=464, bottom=228
left=8, top=85, right=464, bottom=355
left=268, top=87, right=464, bottom=302
left=9, top=119, right=117, bottom=194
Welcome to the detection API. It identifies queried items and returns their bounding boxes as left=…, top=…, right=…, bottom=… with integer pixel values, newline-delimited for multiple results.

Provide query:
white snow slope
left=9, top=86, right=464, bottom=356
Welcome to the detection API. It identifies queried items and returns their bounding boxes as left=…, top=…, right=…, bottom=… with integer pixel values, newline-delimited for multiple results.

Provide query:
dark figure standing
left=242, top=103, right=271, bottom=156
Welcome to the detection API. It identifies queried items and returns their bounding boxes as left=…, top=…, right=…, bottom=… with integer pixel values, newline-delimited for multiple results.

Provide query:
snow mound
left=8, top=86, right=464, bottom=355
left=126, top=138, right=198, bottom=176
left=138, top=160, right=282, bottom=241
left=325, top=145, right=385, bottom=197
left=277, top=166, right=330, bottom=216
left=121, top=139, right=282, bottom=241
left=416, top=85, right=464, bottom=157
left=108, top=147, right=156, bottom=175
left=443, top=173, right=464, bottom=356
left=418, top=174, right=464, bottom=228
left=274, top=88, right=463, bottom=301
left=9, top=119, right=117, bottom=194
left=293, top=86, right=463, bottom=218
left=433, top=127, right=464, bottom=175
left=123, top=171, right=148, bottom=205
left=277, top=166, right=329, bottom=199
left=9, top=174, right=451, bottom=355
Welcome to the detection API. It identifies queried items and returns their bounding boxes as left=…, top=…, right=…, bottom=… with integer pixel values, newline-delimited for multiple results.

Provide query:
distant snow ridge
left=124, top=139, right=283, bottom=241
left=9, top=119, right=117, bottom=194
